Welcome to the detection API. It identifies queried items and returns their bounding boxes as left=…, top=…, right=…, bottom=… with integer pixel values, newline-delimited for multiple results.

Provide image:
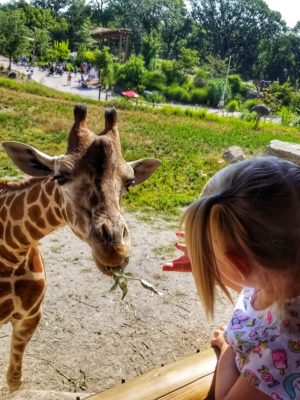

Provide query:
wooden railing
left=86, top=348, right=217, bottom=400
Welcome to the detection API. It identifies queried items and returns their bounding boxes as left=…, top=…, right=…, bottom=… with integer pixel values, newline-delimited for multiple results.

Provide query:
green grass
left=1, top=77, right=300, bottom=219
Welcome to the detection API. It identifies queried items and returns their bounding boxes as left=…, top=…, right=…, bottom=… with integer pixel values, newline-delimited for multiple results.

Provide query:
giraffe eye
left=125, top=179, right=135, bottom=192
left=52, top=174, right=71, bottom=185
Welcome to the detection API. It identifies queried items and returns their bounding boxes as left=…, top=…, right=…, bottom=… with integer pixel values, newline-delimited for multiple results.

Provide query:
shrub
left=279, top=107, right=296, bottom=126
left=193, top=67, right=209, bottom=88
left=206, top=79, right=225, bottom=107
left=228, top=74, right=243, bottom=95
left=268, top=81, right=294, bottom=107
left=226, top=99, right=239, bottom=112
left=190, top=88, right=208, bottom=105
left=142, top=70, right=166, bottom=91
left=290, top=91, right=300, bottom=112
left=160, top=60, right=185, bottom=85
left=241, top=99, right=261, bottom=111
left=165, top=85, right=190, bottom=103
left=147, top=91, right=165, bottom=105
left=116, top=55, right=146, bottom=90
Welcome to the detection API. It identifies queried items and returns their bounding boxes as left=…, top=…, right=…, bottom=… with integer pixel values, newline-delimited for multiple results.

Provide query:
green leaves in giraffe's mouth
left=108, top=266, right=163, bottom=300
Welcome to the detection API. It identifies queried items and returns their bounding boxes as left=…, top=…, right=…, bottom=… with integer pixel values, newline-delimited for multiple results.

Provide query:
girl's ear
left=225, top=251, right=251, bottom=282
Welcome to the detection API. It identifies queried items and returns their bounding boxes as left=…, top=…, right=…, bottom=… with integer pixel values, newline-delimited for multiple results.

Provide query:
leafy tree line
left=0, top=0, right=300, bottom=85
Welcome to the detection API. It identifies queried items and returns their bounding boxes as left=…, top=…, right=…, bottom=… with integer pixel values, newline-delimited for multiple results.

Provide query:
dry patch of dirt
left=0, top=212, right=234, bottom=399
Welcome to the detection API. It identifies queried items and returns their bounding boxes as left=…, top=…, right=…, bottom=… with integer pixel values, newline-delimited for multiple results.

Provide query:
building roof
left=91, top=27, right=132, bottom=38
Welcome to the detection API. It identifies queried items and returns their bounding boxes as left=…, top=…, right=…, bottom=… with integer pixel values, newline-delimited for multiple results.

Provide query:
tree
left=160, top=0, right=190, bottom=59
left=64, top=0, right=91, bottom=50
left=90, top=0, right=113, bottom=27
left=46, top=40, right=70, bottom=62
left=109, top=0, right=187, bottom=54
left=141, top=30, right=162, bottom=70
left=177, top=47, right=199, bottom=74
left=75, top=19, right=97, bottom=51
left=94, top=46, right=114, bottom=98
left=31, top=0, right=71, bottom=17
left=254, top=33, right=300, bottom=83
left=0, top=10, right=30, bottom=70
left=191, top=0, right=285, bottom=78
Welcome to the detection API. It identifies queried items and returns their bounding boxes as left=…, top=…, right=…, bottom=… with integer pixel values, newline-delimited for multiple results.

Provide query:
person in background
left=163, top=157, right=300, bottom=400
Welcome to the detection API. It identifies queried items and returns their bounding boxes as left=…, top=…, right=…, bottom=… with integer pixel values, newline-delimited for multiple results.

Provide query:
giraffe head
left=2, top=104, right=161, bottom=274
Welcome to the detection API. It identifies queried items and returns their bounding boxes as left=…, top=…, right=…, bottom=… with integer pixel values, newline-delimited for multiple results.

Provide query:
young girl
left=163, top=157, right=300, bottom=400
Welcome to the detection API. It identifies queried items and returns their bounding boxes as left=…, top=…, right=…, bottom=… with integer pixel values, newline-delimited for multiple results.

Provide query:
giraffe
left=0, top=104, right=161, bottom=392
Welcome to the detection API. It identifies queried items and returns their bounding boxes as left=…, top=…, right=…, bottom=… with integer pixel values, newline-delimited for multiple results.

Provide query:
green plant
left=142, top=70, right=166, bottom=91
left=160, top=60, right=185, bottom=85
left=164, top=85, right=190, bottom=103
left=226, top=99, right=239, bottom=112
left=147, top=91, right=165, bottom=105
left=206, top=79, right=226, bottom=107
left=279, top=107, right=296, bottom=126
left=228, top=75, right=243, bottom=95
left=190, top=88, right=208, bottom=105
left=116, top=55, right=146, bottom=90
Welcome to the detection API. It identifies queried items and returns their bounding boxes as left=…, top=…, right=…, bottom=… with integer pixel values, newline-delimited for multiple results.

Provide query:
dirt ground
left=0, top=211, right=235, bottom=399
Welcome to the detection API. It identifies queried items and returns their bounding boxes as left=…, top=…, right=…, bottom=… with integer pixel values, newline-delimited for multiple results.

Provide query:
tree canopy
left=0, top=0, right=299, bottom=83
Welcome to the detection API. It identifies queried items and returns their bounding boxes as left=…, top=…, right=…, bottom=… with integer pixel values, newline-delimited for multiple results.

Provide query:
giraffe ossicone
left=0, top=104, right=161, bottom=392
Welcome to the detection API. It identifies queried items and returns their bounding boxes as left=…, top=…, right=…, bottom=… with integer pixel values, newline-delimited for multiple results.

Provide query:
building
left=91, top=28, right=132, bottom=62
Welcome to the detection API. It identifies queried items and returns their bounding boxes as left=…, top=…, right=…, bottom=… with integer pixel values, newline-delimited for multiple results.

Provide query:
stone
left=7, top=71, right=17, bottom=79
left=223, top=146, right=246, bottom=163
left=265, top=139, right=300, bottom=165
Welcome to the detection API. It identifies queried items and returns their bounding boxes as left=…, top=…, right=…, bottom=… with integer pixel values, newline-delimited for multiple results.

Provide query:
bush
left=115, top=55, right=146, bottom=90
left=193, top=67, right=209, bottom=88
left=279, top=107, right=296, bottom=126
left=147, top=91, right=165, bottom=105
left=164, top=85, right=191, bottom=103
left=241, top=99, right=261, bottom=111
left=290, top=92, right=300, bottom=112
left=268, top=81, right=294, bottom=107
left=206, top=79, right=225, bottom=107
left=226, top=99, right=239, bottom=112
left=160, top=60, right=185, bottom=85
left=142, top=70, right=166, bottom=91
left=190, top=88, right=208, bottom=105
left=228, top=74, right=243, bottom=95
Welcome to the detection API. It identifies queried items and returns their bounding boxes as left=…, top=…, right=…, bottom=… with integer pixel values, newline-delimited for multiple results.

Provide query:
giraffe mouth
left=93, top=254, right=129, bottom=276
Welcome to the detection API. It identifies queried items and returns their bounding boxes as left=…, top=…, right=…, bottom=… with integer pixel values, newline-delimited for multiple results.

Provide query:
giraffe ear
left=2, top=141, right=57, bottom=177
left=128, top=159, right=161, bottom=184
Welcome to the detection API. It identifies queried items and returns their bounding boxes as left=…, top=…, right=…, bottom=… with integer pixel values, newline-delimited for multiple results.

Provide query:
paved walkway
left=0, top=56, right=109, bottom=102
left=0, top=56, right=282, bottom=124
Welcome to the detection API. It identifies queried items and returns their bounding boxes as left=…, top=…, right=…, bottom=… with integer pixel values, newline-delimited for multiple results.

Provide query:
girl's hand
left=211, top=324, right=228, bottom=353
left=162, top=232, right=192, bottom=272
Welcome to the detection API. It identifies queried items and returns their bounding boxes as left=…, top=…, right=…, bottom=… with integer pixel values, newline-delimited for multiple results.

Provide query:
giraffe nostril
left=100, top=223, right=113, bottom=242
left=122, top=225, right=129, bottom=241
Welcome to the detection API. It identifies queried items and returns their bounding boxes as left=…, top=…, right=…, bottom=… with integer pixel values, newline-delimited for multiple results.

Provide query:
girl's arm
left=216, top=371, right=272, bottom=400
left=212, top=328, right=271, bottom=400
left=215, top=346, right=240, bottom=398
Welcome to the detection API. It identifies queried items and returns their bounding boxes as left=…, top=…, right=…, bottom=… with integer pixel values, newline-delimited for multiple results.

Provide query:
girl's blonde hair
left=183, top=157, right=300, bottom=317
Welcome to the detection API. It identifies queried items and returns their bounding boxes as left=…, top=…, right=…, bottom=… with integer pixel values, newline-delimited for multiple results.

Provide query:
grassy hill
left=1, top=77, right=300, bottom=219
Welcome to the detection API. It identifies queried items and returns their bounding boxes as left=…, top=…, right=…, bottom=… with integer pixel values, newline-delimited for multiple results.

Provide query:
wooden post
left=125, top=34, right=129, bottom=61
left=118, top=33, right=122, bottom=62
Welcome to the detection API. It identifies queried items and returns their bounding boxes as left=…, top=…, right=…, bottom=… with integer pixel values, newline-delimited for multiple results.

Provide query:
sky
left=0, top=0, right=299, bottom=28
left=264, top=0, right=300, bottom=27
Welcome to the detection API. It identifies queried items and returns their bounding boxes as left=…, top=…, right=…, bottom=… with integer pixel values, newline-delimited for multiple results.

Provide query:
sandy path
left=0, top=213, right=234, bottom=399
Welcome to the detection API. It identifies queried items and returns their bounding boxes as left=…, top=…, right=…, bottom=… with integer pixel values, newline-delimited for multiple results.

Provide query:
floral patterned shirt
left=224, top=288, right=300, bottom=400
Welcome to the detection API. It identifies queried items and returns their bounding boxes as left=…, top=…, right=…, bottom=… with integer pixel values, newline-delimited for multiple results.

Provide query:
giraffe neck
left=0, top=177, right=66, bottom=266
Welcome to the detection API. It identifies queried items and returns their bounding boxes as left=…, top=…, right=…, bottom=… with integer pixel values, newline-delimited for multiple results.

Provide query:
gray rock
left=7, top=71, right=17, bottom=79
left=265, top=139, right=300, bottom=165
left=223, top=146, right=246, bottom=163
